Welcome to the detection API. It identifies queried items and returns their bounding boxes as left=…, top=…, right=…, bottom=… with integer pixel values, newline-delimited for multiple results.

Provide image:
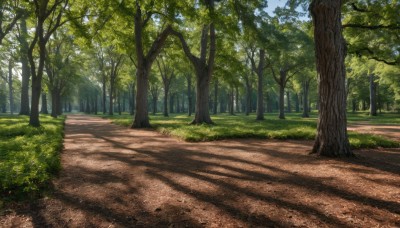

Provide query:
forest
left=0, top=0, right=399, bottom=227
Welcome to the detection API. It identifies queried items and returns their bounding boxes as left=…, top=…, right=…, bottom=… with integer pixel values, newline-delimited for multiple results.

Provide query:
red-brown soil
left=1, top=115, right=399, bottom=227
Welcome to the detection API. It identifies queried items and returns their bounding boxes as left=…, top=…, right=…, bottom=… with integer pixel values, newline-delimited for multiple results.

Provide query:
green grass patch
left=347, top=112, right=400, bottom=125
left=0, top=115, right=65, bottom=200
left=101, top=112, right=399, bottom=149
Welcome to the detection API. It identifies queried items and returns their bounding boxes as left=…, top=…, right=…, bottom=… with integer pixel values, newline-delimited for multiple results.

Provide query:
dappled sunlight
left=17, top=114, right=400, bottom=227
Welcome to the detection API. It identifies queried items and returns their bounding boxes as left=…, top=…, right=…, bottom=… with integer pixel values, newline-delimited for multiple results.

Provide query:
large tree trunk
left=369, top=74, right=377, bottom=116
left=193, top=68, right=213, bottom=124
left=310, top=0, right=352, bottom=157
left=19, top=17, right=30, bottom=116
left=302, top=80, right=310, bottom=118
left=133, top=67, right=150, bottom=128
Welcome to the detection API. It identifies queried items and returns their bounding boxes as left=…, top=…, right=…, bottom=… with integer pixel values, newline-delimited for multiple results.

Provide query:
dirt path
left=2, top=115, right=400, bottom=227
left=348, top=123, right=400, bottom=142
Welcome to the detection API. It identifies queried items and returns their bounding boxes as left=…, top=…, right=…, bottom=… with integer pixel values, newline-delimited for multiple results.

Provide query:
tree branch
left=171, top=28, right=199, bottom=67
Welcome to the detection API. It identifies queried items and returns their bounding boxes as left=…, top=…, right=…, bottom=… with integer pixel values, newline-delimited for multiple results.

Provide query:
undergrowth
left=0, top=115, right=65, bottom=201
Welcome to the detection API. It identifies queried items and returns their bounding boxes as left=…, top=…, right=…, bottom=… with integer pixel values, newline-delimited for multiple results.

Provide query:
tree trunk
left=193, top=68, right=213, bottom=124
left=40, top=92, right=48, bottom=114
left=186, top=75, right=192, bottom=116
left=163, top=88, right=169, bottom=117
left=213, top=80, right=218, bottom=114
left=8, top=59, right=14, bottom=115
left=369, top=74, right=377, bottom=116
left=228, top=86, right=234, bottom=115
left=181, top=92, right=185, bottom=113
left=295, top=93, right=300, bottom=113
left=109, top=82, right=114, bottom=115
left=310, top=0, right=352, bottom=157
left=102, top=75, right=107, bottom=114
left=245, top=77, right=251, bottom=116
left=51, top=89, right=58, bottom=117
left=256, top=50, right=265, bottom=121
left=302, top=80, right=310, bottom=118
left=130, top=82, right=135, bottom=115
left=30, top=74, right=42, bottom=126
left=122, top=92, right=126, bottom=112
left=279, top=84, right=285, bottom=119
left=235, top=86, right=239, bottom=113
left=19, top=17, right=30, bottom=115
left=152, top=96, right=157, bottom=115
left=286, top=91, right=291, bottom=113
left=133, top=65, right=151, bottom=127
left=118, top=91, right=122, bottom=115
left=176, top=94, right=180, bottom=113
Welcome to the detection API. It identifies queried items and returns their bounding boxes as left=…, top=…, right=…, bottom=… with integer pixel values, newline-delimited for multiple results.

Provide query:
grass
left=102, top=112, right=399, bottom=149
left=0, top=115, right=65, bottom=200
left=347, top=112, right=400, bottom=125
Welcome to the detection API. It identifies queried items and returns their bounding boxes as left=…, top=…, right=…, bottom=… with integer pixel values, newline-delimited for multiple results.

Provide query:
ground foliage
left=104, top=113, right=399, bottom=148
left=0, top=115, right=65, bottom=200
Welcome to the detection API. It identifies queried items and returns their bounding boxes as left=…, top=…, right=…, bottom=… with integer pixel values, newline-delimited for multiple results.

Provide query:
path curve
left=1, top=115, right=400, bottom=227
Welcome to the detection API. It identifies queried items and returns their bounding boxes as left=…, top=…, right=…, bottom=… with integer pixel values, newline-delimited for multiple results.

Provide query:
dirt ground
left=1, top=115, right=399, bottom=227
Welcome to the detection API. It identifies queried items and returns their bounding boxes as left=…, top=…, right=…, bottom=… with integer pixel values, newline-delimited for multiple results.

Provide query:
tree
left=171, top=8, right=216, bottom=124
left=310, top=0, right=352, bottom=157
left=0, top=0, right=22, bottom=44
left=17, top=11, right=31, bottom=115
left=247, top=48, right=265, bottom=120
left=28, top=0, right=69, bottom=127
left=157, top=54, right=174, bottom=117
left=104, top=46, right=124, bottom=115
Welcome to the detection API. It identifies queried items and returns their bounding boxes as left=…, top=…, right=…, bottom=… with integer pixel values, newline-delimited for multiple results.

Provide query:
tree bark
left=51, top=89, right=58, bottom=117
left=255, top=50, right=265, bottom=120
left=286, top=91, right=291, bottom=113
left=295, top=93, right=300, bottom=113
left=302, top=80, right=310, bottom=118
left=186, top=74, right=192, bottom=116
left=245, top=75, right=251, bottom=116
left=310, top=0, right=352, bottom=157
left=235, top=86, right=240, bottom=113
left=18, top=16, right=30, bottom=115
left=40, top=92, right=48, bottom=114
left=369, top=74, right=377, bottom=116
left=131, top=2, right=173, bottom=128
left=8, top=59, right=14, bottom=115
left=229, top=86, right=234, bottom=115
left=213, top=79, right=218, bottom=114
left=171, top=21, right=215, bottom=124
left=133, top=65, right=152, bottom=127
left=278, top=83, right=285, bottom=119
